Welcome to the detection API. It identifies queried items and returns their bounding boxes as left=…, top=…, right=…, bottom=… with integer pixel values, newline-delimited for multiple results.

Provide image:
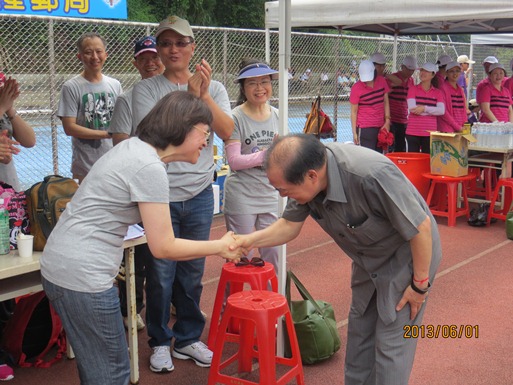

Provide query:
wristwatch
left=410, top=279, right=430, bottom=294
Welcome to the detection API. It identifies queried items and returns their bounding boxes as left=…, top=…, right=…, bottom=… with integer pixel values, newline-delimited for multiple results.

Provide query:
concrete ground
left=9, top=212, right=513, bottom=385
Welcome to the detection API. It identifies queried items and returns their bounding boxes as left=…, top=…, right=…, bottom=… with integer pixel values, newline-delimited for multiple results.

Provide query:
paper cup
left=17, top=234, right=34, bottom=258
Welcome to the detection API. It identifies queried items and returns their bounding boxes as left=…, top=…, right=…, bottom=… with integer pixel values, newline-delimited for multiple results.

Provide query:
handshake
left=217, top=231, right=253, bottom=262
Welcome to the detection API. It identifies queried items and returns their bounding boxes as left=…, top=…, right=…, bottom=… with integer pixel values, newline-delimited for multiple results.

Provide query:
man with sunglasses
left=132, top=16, right=234, bottom=374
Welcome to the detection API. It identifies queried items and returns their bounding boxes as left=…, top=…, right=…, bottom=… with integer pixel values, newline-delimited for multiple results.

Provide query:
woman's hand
left=218, top=231, right=243, bottom=262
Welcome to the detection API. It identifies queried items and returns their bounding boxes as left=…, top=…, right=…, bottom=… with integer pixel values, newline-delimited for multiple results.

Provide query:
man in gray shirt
left=132, top=15, right=234, bottom=373
left=236, top=134, right=442, bottom=385
left=57, top=32, right=122, bottom=183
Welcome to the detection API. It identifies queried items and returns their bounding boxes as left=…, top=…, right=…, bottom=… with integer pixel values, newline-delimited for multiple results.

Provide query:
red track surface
left=10, top=213, right=513, bottom=385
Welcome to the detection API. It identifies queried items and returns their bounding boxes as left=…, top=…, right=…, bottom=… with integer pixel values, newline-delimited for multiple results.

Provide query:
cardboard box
left=430, top=132, right=477, bottom=177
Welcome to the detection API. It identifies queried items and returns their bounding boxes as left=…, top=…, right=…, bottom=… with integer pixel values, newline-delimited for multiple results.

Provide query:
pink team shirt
left=478, top=82, right=512, bottom=123
left=406, top=84, right=445, bottom=137
left=438, top=80, right=467, bottom=133
left=350, top=76, right=390, bottom=128
left=388, top=72, right=414, bottom=124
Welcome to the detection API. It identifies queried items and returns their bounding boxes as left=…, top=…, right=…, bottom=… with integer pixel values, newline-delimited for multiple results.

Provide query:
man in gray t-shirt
left=132, top=16, right=234, bottom=373
left=57, top=32, right=122, bottom=183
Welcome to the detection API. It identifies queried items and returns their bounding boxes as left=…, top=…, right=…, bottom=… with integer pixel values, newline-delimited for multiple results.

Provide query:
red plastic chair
left=487, top=178, right=513, bottom=225
left=423, top=173, right=476, bottom=227
left=207, top=262, right=278, bottom=350
left=208, top=290, right=304, bottom=385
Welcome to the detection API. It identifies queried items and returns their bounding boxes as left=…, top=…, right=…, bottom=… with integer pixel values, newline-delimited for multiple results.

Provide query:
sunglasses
left=235, top=257, right=265, bottom=267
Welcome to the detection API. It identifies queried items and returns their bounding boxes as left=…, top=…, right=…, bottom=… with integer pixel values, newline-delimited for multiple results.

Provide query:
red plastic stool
left=466, top=166, right=497, bottom=201
left=208, top=290, right=304, bottom=385
left=423, top=173, right=476, bottom=227
left=207, top=262, right=278, bottom=350
left=487, top=178, right=513, bottom=225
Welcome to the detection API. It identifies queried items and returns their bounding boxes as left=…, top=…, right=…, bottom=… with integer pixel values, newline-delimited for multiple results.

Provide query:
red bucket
left=386, top=152, right=430, bottom=199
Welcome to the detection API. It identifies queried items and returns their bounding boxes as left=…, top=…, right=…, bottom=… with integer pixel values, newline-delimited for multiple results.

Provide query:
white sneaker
left=172, top=341, right=212, bottom=368
left=150, top=346, right=174, bottom=373
left=123, top=314, right=145, bottom=331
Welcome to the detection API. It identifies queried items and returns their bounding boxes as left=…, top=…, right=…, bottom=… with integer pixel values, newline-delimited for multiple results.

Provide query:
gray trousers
left=345, top=291, right=427, bottom=385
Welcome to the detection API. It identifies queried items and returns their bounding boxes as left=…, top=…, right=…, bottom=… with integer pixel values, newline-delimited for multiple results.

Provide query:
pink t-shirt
left=504, top=77, right=513, bottom=102
left=406, top=84, right=445, bottom=137
left=478, top=82, right=512, bottom=123
left=438, top=80, right=467, bottom=133
left=350, top=76, right=390, bottom=128
left=388, top=72, right=414, bottom=124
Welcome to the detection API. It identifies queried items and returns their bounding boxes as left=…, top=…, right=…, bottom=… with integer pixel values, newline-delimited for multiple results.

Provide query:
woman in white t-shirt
left=40, top=91, right=241, bottom=385
left=223, top=59, right=280, bottom=273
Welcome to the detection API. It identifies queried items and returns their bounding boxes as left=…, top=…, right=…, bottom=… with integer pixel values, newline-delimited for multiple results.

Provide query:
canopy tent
left=264, top=1, right=513, bottom=35
left=471, top=33, right=513, bottom=47
left=265, top=0, right=513, bottom=298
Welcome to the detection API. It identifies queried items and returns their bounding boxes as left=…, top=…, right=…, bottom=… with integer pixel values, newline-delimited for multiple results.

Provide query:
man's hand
left=396, top=284, right=428, bottom=320
left=218, top=231, right=243, bottom=262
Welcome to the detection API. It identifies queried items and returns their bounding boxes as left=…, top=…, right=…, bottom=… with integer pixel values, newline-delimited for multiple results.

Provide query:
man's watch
left=411, top=279, right=430, bottom=294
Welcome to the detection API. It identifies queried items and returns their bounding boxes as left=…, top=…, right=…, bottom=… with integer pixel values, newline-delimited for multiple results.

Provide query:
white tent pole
left=468, top=43, right=475, bottom=101
left=392, top=34, right=398, bottom=71
left=276, top=0, right=291, bottom=357
left=265, top=27, right=270, bottom=64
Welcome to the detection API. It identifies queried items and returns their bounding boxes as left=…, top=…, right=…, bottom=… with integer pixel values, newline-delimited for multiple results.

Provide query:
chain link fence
left=1, top=14, right=491, bottom=190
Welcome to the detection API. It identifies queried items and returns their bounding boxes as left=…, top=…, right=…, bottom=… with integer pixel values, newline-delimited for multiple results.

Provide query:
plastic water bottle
left=0, top=199, right=10, bottom=255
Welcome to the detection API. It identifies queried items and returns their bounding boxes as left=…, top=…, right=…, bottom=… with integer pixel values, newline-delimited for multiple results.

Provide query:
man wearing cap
left=57, top=32, right=122, bottom=183
left=435, top=54, right=453, bottom=88
left=457, top=54, right=475, bottom=99
left=476, top=56, right=499, bottom=106
left=132, top=15, right=234, bottom=373
left=108, top=36, right=164, bottom=333
left=385, top=56, right=417, bottom=152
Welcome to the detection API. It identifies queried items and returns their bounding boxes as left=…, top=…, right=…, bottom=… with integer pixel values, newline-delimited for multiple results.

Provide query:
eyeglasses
left=194, top=125, right=211, bottom=143
left=245, top=79, right=272, bottom=88
left=235, top=257, right=265, bottom=267
left=157, top=40, right=193, bottom=49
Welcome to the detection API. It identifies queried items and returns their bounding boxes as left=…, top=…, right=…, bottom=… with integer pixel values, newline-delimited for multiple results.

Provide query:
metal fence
left=4, top=14, right=506, bottom=190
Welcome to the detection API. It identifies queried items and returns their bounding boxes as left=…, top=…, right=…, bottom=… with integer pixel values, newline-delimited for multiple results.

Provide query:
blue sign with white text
left=0, top=0, right=127, bottom=20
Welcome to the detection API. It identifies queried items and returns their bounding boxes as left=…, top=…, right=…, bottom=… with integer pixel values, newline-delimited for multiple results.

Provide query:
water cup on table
left=17, top=234, right=34, bottom=258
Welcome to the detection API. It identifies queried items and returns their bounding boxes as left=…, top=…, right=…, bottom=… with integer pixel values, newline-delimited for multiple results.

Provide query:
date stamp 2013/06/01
left=403, top=324, right=479, bottom=339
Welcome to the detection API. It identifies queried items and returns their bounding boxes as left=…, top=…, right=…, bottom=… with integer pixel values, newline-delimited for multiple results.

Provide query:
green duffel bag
left=284, top=270, right=341, bottom=365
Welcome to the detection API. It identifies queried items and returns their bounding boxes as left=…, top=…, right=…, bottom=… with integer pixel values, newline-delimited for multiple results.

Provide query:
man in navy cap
left=108, top=36, right=164, bottom=334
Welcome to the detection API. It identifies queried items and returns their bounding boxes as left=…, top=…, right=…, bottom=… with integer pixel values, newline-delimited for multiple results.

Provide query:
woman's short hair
left=136, top=91, right=213, bottom=149
left=265, top=134, right=326, bottom=185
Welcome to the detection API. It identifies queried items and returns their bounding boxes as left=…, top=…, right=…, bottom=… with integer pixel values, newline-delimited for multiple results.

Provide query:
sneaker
left=172, top=341, right=212, bottom=368
left=150, top=346, right=174, bottom=373
left=0, top=364, right=14, bottom=381
left=123, top=314, right=145, bottom=331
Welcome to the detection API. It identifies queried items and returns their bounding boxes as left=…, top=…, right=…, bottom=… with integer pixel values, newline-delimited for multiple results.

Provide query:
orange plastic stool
left=487, top=178, right=513, bottom=225
left=208, top=290, right=304, bottom=385
left=423, top=173, right=476, bottom=227
left=207, top=262, right=278, bottom=350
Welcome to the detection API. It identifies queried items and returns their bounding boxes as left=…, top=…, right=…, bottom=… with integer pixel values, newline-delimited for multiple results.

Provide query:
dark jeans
left=359, top=127, right=380, bottom=152
left=145, top=186, right=214, bottom=349
left=390, top=122, right=407, bottom=152
left=406, top=135, right=431, bottom=154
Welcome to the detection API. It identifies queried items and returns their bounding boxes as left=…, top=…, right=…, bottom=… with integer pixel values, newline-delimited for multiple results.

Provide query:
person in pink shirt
left=435, top=54, right=453, bottom=88
left=386, top=56, right=417, bottom=152
left=438, top=61, right=467, bottom=133
left=476, top=56, right=498, bottom=105
left=503, top=58, right=513, bottom=102
left=406, top=63, right=445, bottom=153
left=479, top=63, right=513, bottom=123
left=350, top=60, right=390, bottom=151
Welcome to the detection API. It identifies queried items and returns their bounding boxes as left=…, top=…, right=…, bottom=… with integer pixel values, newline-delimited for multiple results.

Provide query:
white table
left=0, top=235, right=147, bottom=384
left=468, top=146, right=513, bottom=179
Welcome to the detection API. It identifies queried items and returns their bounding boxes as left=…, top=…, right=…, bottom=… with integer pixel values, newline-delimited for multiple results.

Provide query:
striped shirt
left=388, top=72, right=414, bottom=124
left=350, top=76, right=390, bottom=128
left=478, top=82, right=512, bottom=123
left=438, top=80, right=467, bottom=132
left=406, top=84, right=445, bottom=137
